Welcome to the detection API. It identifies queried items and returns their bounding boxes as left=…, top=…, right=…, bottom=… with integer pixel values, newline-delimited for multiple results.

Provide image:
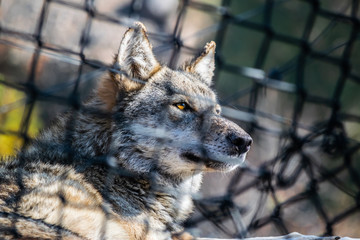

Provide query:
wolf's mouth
left=181, top=152, right=239, bottom=164
left=181, top=152, right=204, bottom=163
left=181, top=151, right=246, bottom=168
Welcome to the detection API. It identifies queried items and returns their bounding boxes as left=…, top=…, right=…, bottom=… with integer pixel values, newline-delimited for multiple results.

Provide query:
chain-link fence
left=0, top=0, right=360, bottom=239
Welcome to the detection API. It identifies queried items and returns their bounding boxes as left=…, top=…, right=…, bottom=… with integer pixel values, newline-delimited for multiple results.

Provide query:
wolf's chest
left=148, top=175, right=202, bottom=226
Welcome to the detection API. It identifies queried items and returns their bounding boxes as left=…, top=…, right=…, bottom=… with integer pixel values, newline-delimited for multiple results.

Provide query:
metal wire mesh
left=0, top=0, right=360, bottom=239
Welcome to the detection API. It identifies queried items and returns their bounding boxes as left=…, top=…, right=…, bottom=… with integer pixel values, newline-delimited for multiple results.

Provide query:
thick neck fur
left=22, top=97, right=115, bottom=164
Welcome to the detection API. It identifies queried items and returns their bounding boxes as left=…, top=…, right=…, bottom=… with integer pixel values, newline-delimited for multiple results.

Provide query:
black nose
left=227, top=133, right=253, bottom=154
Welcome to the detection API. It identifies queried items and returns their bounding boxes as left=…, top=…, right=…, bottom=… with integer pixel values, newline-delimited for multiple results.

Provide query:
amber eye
left=175, top=102, right=188, bottom=111
left=215, top=105, right=221, bottom=115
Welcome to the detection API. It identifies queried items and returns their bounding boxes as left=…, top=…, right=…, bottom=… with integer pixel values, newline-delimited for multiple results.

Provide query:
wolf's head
left=97, top=22, right=252, bottom=179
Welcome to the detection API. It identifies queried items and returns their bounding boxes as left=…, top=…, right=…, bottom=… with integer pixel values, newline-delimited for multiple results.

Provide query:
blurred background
left=0, top=0, right=360, bottom=238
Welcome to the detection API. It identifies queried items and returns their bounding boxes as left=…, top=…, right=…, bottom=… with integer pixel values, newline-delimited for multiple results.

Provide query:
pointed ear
left=116, top=22, right=161, bottom=83
left=184, top=41, right=216, bottom=86
left=98, top=22, right=161, bottom=110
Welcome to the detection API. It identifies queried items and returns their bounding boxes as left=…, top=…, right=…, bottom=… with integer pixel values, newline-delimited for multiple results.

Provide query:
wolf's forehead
left=159, top=69, right=217, bottom=101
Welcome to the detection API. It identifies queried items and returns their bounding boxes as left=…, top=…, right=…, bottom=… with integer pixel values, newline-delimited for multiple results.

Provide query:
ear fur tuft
left=184, top=41, right=216, bottom=86
left=116, top=21, right=160, bottom=81
left=98, top=22, right=161, bottom=110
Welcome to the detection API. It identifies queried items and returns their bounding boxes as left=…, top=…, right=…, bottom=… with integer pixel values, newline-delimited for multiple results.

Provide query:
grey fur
left=0, top=22, right=252, bottom=240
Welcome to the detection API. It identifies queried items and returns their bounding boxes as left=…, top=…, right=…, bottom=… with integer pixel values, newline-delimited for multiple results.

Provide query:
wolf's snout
left=227, top=132, right=253, bottom=154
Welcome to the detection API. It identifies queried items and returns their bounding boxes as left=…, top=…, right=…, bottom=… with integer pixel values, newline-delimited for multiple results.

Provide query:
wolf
left=0, top=22, right=252, bottom=240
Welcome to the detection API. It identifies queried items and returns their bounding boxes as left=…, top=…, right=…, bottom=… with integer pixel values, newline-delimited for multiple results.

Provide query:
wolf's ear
left=98, top=22, right=161, bottom=110
left=184, top=41, right=216, bottom=86
left=116, top=22, right=160, bottom=83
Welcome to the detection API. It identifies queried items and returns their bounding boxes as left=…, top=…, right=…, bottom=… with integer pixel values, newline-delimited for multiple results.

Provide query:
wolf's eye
left=215, top=106, right=221, bottom=115
left=175, top=102, right=188, bottom=111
